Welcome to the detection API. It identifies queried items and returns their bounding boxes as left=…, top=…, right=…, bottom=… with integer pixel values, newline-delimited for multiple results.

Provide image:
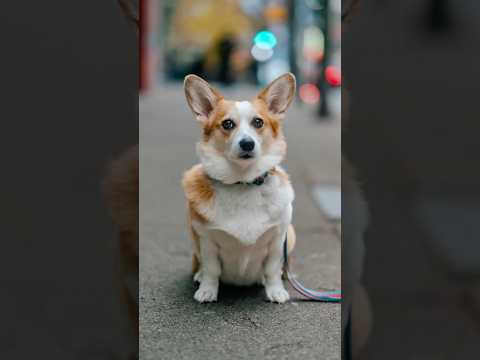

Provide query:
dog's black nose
left=239, top=138, right=255, bottom=152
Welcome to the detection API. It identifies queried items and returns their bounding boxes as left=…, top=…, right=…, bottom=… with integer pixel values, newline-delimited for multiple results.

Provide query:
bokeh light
left=303, top=25, right=324, bottom=62
left=299, top=83, right=321, bottom=104
left=251, top=45, right=274, bottom=62
left=325, top=66, right=341, bottom=86
left=253, top=30, right=277, bottom=50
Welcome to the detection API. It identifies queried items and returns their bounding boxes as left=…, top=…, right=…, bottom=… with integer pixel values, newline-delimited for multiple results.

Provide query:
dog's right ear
left=184, top=75, right=223, bottom=123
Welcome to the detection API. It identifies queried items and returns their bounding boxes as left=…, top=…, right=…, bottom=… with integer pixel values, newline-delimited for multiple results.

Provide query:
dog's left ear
left=257, top=73, right=296, bottom=116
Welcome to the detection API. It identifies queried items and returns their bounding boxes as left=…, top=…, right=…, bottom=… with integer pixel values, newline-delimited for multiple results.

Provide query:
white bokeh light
left=251, top=45, right=274, bottom=62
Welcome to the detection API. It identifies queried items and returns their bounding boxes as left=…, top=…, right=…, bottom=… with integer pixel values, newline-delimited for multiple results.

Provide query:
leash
left=283, top=236, right=341, bottom=302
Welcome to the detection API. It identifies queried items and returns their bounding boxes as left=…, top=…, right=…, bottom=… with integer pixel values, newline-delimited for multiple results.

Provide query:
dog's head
left=184, top=73, right=296, bottom=183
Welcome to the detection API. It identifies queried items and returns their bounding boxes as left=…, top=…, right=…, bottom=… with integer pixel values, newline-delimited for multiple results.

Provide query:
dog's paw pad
left=194, top=287, right=218, bottom=303
left=266, top=286, right=290, bottom=303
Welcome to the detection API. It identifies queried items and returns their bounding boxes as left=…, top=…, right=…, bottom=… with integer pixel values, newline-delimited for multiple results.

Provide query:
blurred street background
left=139, top=1, right=341, bottom=359
left=141, top=0, right=341, bottom=116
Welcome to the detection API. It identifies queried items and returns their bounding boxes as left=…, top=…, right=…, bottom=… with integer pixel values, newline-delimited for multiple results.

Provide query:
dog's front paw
left=194, top=285, right=218, bottom=303
left=266, top=285, right=290, bottom=303
left=193, top=271, right=202, bottom=283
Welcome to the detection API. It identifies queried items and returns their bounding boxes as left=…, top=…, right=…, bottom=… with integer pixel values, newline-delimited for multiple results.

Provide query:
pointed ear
left=184, top=75, right=223, bottom=122
left=257, top=73, right=296, bottom=116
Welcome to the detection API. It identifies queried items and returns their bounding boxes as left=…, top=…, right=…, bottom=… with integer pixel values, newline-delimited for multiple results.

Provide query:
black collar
left=207, top=170, right=271, bottom=187
left=235, top=171, right=270, bottom=186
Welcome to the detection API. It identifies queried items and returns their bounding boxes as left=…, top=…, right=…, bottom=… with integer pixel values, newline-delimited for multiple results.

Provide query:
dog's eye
left=221, top=119, right=235, bottom=130
left=252, top=117, right=264, bottom=129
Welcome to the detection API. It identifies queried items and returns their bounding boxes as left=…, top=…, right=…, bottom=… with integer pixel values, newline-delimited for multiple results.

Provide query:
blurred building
left=141, top=0, right=341, bottom=115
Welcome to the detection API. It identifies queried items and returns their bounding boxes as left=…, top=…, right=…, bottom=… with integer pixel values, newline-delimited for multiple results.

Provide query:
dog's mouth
left=238, top=153, right=254, bottom=160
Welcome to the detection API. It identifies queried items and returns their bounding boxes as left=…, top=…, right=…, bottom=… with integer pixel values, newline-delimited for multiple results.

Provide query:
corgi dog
left=182, top=73, right=297, bottom=303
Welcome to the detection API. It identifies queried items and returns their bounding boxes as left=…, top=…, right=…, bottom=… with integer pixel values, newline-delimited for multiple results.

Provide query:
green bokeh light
left=253, top=30, right=277, bottom=50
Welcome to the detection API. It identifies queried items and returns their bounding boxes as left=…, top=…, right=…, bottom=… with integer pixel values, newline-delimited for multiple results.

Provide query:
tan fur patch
left=202, top=99, right=236, bottom=141
left=182, top=164, right=214, bottom=223
left=188, top=201, right=208, bottom=224
left=183, top=164, right=214, bottom=204
left=251, top=98, right=282, bottom=138
left=188, top=220, right=201, bottom=273
left=271, top=166, right=290, bottom=185
left=183, top=165, right=213, bottom=274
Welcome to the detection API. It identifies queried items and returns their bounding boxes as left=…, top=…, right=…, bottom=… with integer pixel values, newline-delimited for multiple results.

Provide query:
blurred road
left=139, top=84, right=341, bottom=360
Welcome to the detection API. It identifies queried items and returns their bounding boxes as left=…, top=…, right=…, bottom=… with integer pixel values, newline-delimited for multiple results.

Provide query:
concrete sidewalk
left=139, top=85, right=341, bottom=360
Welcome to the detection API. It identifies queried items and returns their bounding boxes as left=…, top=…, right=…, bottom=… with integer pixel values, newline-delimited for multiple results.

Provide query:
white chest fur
left=193, top=173, right=294, bottom=286
left=200, top=174, right=294, bottom=245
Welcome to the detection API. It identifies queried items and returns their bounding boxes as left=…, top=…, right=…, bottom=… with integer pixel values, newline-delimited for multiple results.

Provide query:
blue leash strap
left=283, top=237, right=341, bottom=302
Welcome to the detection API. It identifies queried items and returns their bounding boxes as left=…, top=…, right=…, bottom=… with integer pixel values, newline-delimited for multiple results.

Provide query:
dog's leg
left=281, top=224, right=296, bottom=280
left=193, top=233, right=221, bottom=303
left=189, top=224, right=201, bottom=281
left=263, top=223, right=290, bottom=303
left=286, top=224, right=296, bottom=254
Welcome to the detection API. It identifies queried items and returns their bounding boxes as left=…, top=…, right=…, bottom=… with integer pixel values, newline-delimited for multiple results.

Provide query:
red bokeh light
left=303, top=48, right=324, bottom=62
left=325, top=66, right=341, bottom=86
left=299, top=83, right=321, bottom=104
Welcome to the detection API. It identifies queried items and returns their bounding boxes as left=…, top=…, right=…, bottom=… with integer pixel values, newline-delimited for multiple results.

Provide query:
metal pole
left=318, top=0, right=330, bottom=118
left=288, top=0, right=298, bottom=81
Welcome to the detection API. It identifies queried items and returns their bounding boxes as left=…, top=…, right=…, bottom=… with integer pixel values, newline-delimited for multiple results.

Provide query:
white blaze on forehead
left=235, top=101, right=255, bottom=118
